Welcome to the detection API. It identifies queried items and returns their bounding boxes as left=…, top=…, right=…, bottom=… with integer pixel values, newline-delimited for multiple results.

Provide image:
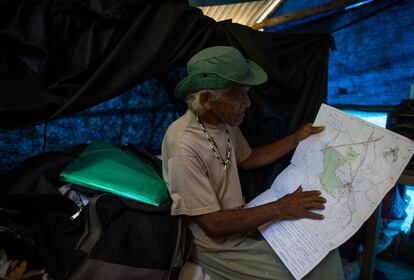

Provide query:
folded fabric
left=60, top=141, right=169, bottom=206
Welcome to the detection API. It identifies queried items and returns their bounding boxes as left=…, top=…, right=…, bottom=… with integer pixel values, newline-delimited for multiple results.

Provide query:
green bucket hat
left=175, top=46, right=268, bottom=97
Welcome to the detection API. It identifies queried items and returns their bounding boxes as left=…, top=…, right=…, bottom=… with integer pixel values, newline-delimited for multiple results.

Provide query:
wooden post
left=360, top=204, right=381, bottom=279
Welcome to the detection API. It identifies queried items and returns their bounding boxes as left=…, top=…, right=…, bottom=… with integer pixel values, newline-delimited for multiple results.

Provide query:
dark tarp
left=0, top=0, right=333, bottom=200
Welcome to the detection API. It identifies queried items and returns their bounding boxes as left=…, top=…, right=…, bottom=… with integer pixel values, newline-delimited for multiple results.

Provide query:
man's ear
left=199, top=91, right=212, bottom=111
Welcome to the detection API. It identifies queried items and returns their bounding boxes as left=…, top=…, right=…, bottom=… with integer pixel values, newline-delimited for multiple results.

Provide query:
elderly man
left=162, top=46, right=344, bottom=279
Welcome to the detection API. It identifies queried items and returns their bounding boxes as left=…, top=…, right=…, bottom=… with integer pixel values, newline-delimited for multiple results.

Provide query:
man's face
left=210, top=87, right=251, bottom=127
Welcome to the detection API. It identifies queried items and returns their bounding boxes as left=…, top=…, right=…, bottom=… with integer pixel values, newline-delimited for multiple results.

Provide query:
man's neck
left=198, top=111, right=222, bottom=126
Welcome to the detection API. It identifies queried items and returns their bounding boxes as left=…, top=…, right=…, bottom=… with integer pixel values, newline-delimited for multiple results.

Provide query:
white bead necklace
left=195, top=115, right=231, bottom=170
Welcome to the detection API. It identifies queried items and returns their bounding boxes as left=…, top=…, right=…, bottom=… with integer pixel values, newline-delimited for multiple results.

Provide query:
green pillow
left=60, top=141, right=169, bottom=206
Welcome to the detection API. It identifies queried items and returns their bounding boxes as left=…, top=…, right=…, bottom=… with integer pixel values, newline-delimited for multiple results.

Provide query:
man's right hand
left=274, top=186, right=326, bottom=220
left=195, top=186, right=326, bottom=238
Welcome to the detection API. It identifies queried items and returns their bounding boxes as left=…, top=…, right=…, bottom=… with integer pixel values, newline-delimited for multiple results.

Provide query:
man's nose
left=242, top=92, right=251, bottom=108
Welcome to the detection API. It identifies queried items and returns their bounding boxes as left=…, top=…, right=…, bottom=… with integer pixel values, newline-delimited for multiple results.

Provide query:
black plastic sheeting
left=0, top=0, right=333, bottom=200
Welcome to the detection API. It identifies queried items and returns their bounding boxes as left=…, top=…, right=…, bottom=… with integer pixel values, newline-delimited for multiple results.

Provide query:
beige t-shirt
left=162, top=110, right=252, bottom=251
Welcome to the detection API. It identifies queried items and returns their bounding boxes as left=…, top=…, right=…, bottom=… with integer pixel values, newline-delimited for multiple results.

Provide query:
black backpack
left=0, top=145, right=192, bottom=280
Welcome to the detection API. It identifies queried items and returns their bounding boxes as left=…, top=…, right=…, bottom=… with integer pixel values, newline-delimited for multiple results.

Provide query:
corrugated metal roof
left=198, top=0, right=283, bottom=28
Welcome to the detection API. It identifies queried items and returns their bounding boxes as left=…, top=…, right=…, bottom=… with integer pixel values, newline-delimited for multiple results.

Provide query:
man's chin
left=228, top=117, right=244, bottom=127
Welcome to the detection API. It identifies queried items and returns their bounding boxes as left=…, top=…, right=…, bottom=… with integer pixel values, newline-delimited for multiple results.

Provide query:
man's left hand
left=293, top=123, right=325, bottom=143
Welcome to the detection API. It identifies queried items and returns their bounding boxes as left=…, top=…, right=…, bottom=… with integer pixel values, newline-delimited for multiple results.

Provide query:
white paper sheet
left=247, top=104, right=414, bottom=279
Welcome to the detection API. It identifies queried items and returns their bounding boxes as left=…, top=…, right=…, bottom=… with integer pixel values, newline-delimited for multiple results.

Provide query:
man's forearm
left=239, top=123, right=325, bottom=170
left=195, top=187, right=326, bottom=238
left=195, top=202, right=282, bottom=237
left=240, top=134, right=298, bottom=170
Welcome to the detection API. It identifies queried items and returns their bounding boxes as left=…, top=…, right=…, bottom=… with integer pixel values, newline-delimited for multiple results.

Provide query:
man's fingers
left=294, top=186, right=303, bottom=193
left=303, top=123, right=324, bottom=133
left=292, top=189, right=327, bottom=203
left=301, top=196, right=327, bottom=204
left=300, top=190, right=323, bottom=197
left=303, top=211, right=324, bottom=220
left=300, top=197, right=326, bottom=205
left=303, top=201, right=326, bottom=210
left=315, top=196, right=327, bottom=203
left=313, top=125, right=325, bottom=130
left=310, top=126, right=325, bottom=134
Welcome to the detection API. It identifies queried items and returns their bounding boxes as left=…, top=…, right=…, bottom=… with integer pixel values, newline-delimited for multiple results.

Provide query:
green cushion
left=60, top=141, right=169, bottom=206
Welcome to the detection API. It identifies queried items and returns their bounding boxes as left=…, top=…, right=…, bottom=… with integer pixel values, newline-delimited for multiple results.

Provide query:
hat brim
left=175, top=59, right=268, bottom=97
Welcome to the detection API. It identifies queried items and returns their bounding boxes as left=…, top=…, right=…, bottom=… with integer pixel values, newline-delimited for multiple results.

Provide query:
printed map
left=248, top=104, right=414, bottom=279
left=292, top=104, right=413, bottom=247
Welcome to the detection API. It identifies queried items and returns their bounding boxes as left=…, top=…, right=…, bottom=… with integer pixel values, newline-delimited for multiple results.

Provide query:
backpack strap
left=167, top=217, right=193, bottom=280
left=76, top=195, right=103, bottom=254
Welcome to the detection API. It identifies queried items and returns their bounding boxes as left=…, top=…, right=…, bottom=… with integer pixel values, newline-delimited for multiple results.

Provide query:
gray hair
left=186, top=89, right=226, bottom=115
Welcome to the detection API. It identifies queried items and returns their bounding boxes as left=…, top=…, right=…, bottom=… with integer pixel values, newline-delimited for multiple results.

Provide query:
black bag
left=0, top=145, right=192, bottom=280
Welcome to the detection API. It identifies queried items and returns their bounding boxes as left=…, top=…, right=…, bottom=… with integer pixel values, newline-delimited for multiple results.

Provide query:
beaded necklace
left=195, top=115, right=231, bottom=170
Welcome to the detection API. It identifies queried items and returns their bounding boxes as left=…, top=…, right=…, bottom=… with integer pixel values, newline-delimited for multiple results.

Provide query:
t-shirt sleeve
left=234, top=127, right=252, bottom=163
left=167, top=155, right=221, bottom=216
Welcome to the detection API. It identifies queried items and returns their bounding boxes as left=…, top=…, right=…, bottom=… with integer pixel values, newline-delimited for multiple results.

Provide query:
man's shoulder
left=163, top=111, right=201, bottom=156
left=165, top=111, right=192, bottom=139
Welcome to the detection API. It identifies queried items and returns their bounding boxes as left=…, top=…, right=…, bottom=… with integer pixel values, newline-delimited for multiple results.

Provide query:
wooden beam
left=190, top=0, right=258, bottom=7
left=360, top=205, right=381, bottom=280
left=252, top=0, right=375, bottom=30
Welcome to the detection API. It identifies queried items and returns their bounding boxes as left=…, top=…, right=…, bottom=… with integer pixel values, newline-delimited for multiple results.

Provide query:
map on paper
left=247, top=104, right=414, bottom=280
